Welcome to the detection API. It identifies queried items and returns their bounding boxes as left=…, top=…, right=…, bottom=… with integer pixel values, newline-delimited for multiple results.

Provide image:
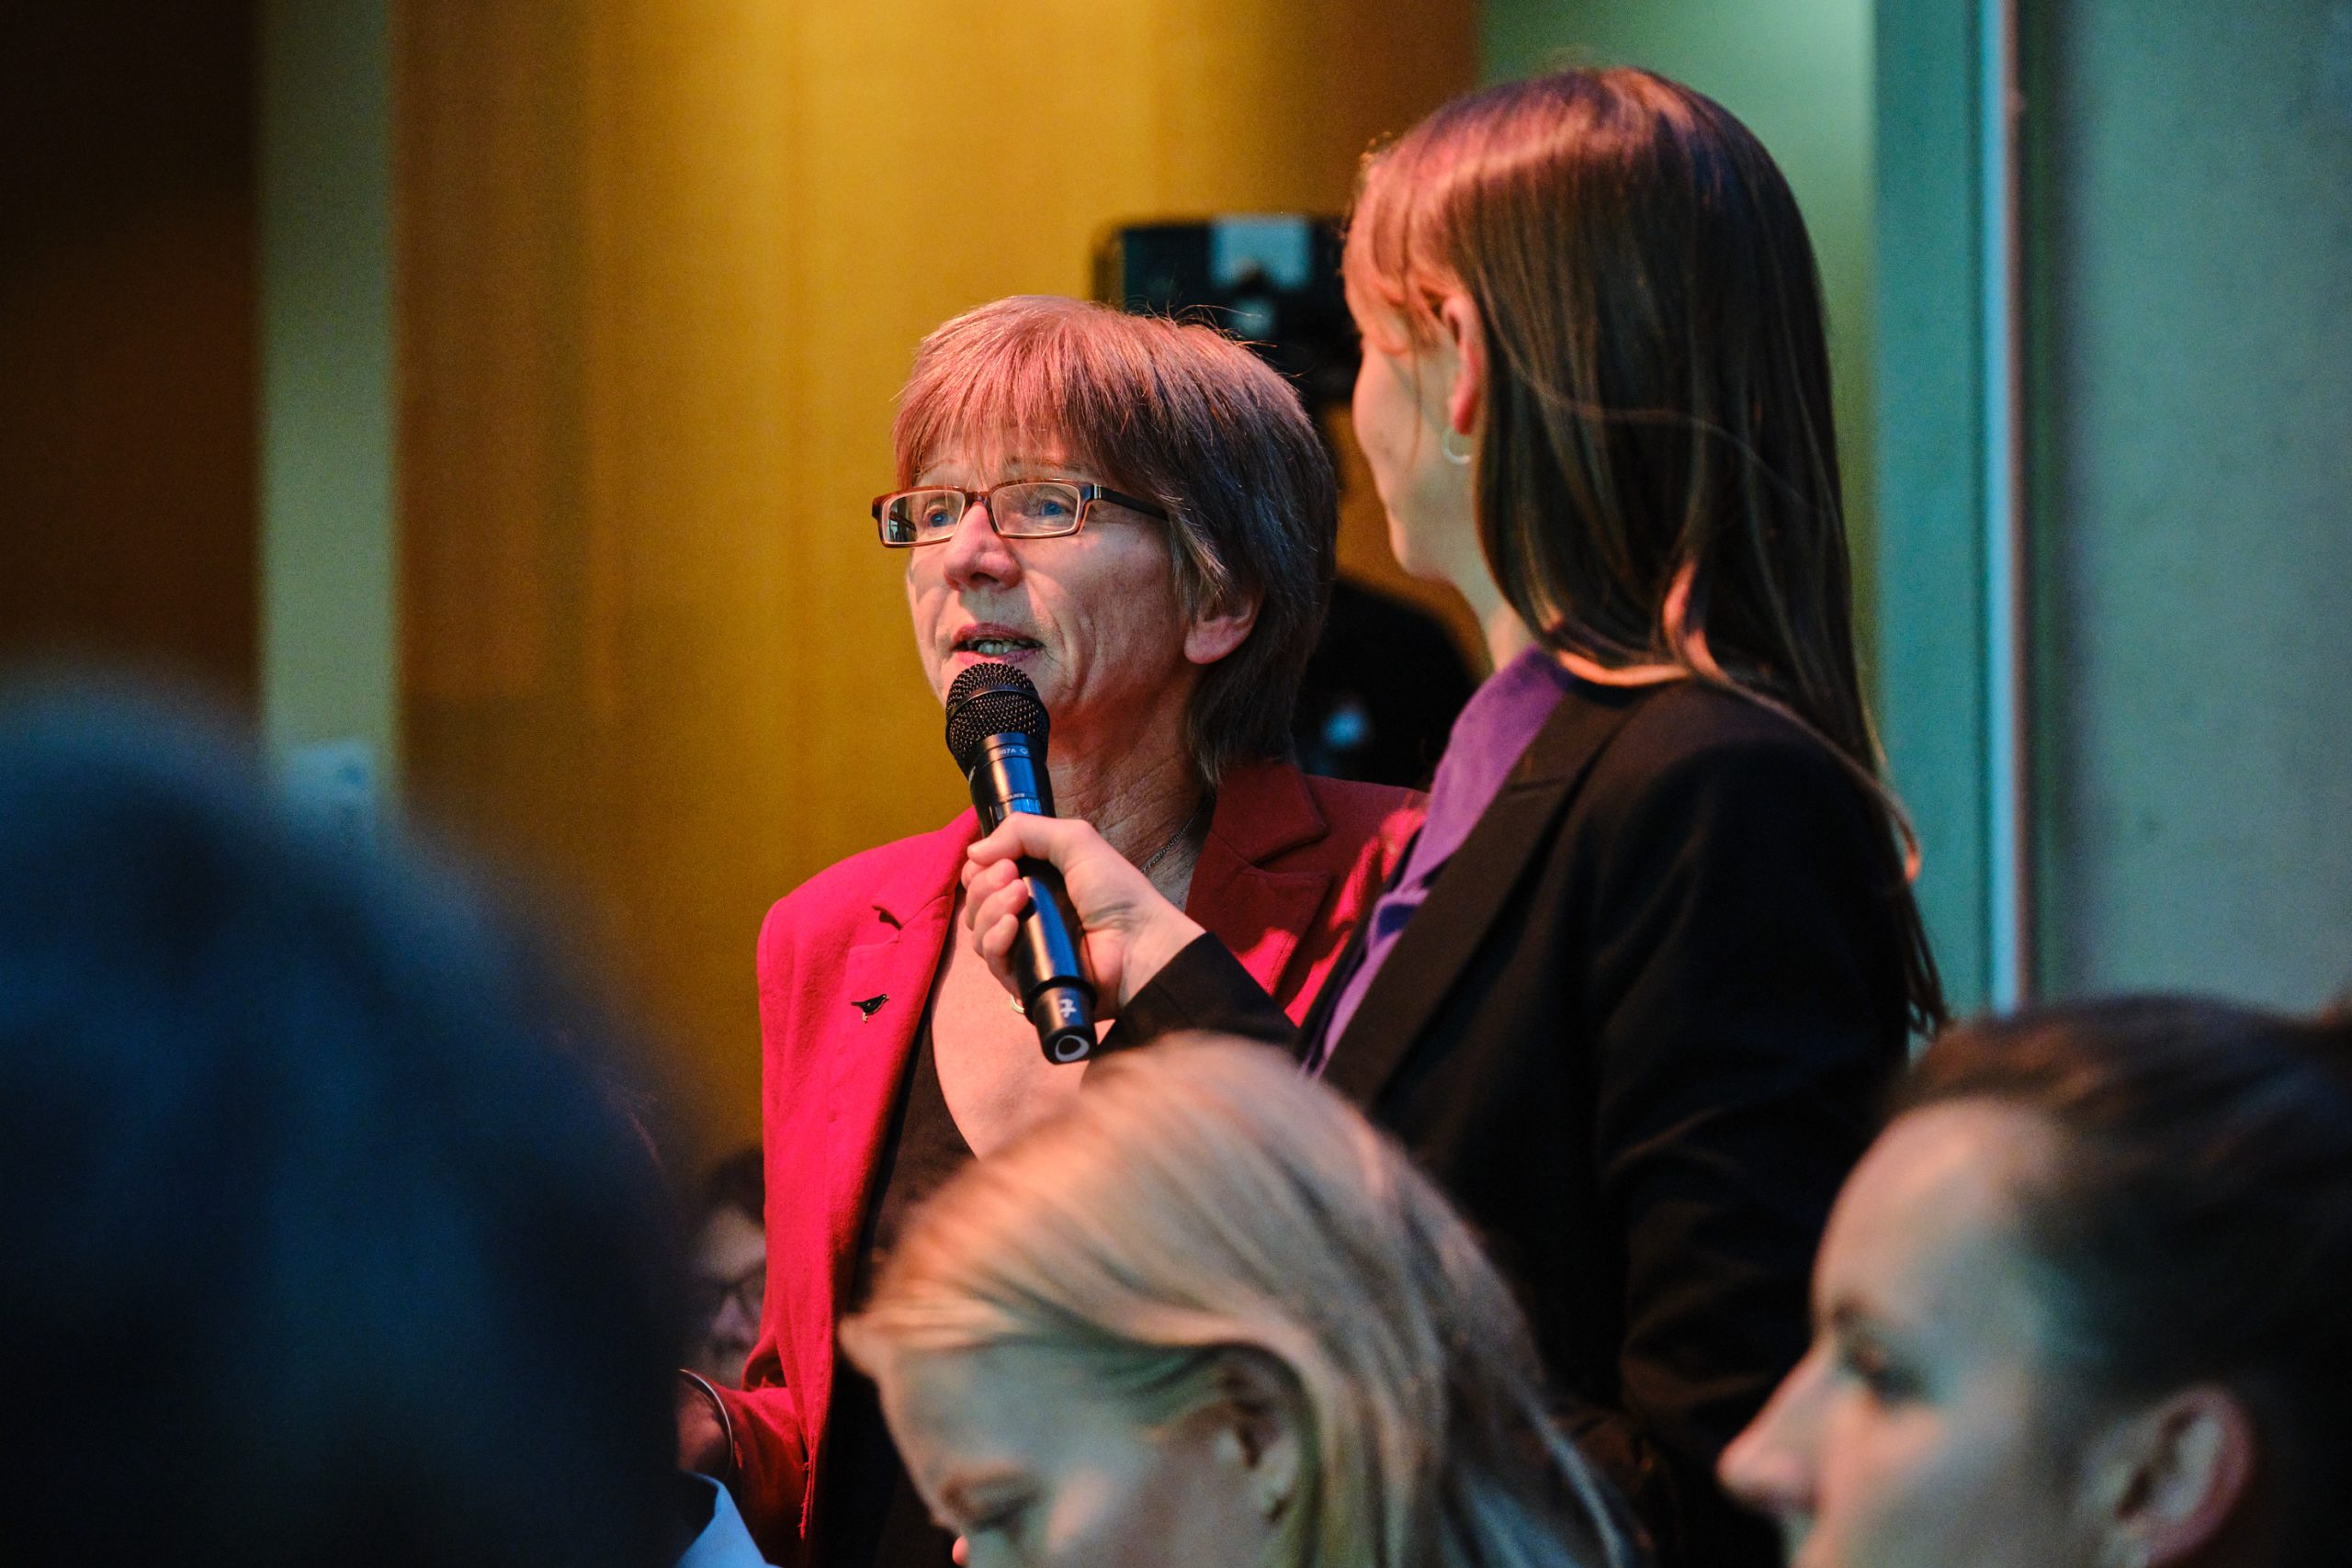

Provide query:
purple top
left=1315, top=644, right=1577, bottom=1062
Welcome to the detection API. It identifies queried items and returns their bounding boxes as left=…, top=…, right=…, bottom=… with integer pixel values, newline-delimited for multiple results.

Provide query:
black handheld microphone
left=944, top=661, right=1097, bottom=1065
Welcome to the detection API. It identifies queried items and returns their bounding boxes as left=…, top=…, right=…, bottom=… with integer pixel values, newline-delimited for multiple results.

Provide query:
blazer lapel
left=1320, top=685, right=1642, bottom=1107
left=1185, top=762, right=1333, bottom=1018
left=790, top=830, right=966, bottom=1482
left=1295, top=854, right=1399, bottom=1064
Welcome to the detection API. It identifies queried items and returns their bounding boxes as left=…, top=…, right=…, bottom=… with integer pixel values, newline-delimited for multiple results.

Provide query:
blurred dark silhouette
left=1095, top=217, right=1359, bottom=412
left=1293, top=578, right=1478, bottom=787
left=0, top=681, right=683, bottom=1567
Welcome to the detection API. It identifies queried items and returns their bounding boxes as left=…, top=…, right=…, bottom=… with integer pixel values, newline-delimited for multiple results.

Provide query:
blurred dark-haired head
left=1724, top=995, right=2352, bottom=1568
left=1896, top=998, right=2352, bottom=1554
left=0, top=684, right=681, bottom=1566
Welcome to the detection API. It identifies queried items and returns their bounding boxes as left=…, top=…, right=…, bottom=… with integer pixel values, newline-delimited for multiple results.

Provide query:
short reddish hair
left=893, top=296, right=1334, bottom=782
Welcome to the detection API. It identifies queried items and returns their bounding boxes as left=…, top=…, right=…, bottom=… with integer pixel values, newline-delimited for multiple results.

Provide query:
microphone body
left=945, top=665, right=1097, bottom=1064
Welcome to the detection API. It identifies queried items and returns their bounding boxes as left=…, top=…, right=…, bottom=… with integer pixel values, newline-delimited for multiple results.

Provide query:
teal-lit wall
left=1482, top=0, right=1880, bottom=659
left=260, top=0, right=397, bottom=823
left=2025, top=0, right=2352, bottom=1008
left=1871, top=0, right=1997, bottom=1011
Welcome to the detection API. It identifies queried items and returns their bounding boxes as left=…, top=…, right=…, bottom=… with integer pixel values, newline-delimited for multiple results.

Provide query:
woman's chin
left=1385, top=513, right=1481, bottom=594
left=1385, top=512, right=1436, bottom=577
left=1385, top=530, right=1450, bottom=587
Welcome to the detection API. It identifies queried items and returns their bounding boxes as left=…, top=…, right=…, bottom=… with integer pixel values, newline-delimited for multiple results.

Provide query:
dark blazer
left=1109, top=677, right=1912, bottom=1568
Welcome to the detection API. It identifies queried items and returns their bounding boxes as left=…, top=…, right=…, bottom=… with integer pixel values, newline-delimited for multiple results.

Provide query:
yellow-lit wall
left=399, top=2, right=1476, bottom=1146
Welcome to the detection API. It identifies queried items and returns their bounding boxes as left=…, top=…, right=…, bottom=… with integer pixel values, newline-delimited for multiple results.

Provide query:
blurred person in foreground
left=682, top=296, right=1422, bottom=1566
left=843, top=1037, right=1640, bottom=1568
left=1723, top=997, right=2352, bottom=1568
left=0, top=685, right=688, bottom=1567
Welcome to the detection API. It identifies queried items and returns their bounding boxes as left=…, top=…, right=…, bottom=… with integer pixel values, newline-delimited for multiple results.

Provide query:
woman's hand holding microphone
left=961, top=815, right=1204, bottom=1018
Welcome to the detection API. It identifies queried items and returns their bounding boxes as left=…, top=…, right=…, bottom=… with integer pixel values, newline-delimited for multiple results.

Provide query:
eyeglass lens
left=882, top=482, right=1082, bottom=544
left=687, top=1264, right=764, bottom=1322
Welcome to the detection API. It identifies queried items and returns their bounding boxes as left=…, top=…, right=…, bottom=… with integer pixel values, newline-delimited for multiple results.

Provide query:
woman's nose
left=1717, top=1349, right=1822, bottom=1518
left=938, top=500, right=1021, bottom=591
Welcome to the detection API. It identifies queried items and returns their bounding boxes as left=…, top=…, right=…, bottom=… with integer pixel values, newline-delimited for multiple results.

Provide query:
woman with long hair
left=964, top=68, right=1943, bottom=1567
left=843, top=1039, right=1635, bottom=1568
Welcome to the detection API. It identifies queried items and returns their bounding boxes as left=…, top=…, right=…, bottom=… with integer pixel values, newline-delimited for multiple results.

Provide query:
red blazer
left=717, top=761, right=1421, bottom=1562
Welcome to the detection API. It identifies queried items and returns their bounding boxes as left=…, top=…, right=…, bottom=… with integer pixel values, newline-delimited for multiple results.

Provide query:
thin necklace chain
left=1135, top=790, right=1212, bottom=881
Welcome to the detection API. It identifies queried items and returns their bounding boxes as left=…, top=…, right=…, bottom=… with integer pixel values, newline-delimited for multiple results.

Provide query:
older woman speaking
left=682, top=296, right=1422, bottom=1568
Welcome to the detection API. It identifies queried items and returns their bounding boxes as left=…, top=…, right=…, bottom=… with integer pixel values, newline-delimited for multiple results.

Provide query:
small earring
left=1440, top=428, right=1474, bottom=467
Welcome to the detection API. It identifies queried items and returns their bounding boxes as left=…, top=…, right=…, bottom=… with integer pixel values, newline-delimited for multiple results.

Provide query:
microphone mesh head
left=944, top=661, right=1048, bottom=772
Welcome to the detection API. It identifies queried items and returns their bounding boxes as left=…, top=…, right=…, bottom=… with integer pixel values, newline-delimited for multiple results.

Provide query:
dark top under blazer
left=1107, top=678, right=1912, bottom=1568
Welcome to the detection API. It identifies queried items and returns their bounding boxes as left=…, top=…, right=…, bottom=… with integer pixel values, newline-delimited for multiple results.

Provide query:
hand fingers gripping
left=960, top=854, right=1024, bottom=928
left=962, top=814, right=1204, bottom=1011
left=967, top=813, right=1157, bottom=928
left=964, top=812, right=1103, bottom=875
left=968, top=864, right=1035, bottom=987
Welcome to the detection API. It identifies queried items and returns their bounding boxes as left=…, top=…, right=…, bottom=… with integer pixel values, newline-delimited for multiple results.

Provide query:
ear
left=1202, top=1349, right=1305, bottom=1524
left=1436, top=293, right=1487, bottom=440
left=1183, top=589, right=1259, bottom=668
left=2087, top=1385, right=2257, bottom=1567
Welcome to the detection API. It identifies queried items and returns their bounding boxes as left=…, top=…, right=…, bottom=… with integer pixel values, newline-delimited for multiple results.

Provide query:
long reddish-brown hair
left=1346, top=68, right=1943, bottom=1031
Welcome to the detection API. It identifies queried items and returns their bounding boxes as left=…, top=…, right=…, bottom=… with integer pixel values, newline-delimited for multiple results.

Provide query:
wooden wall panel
left=399, top=0, right=1476, bottom=1146
left=0, top=4, right=257, bottom=703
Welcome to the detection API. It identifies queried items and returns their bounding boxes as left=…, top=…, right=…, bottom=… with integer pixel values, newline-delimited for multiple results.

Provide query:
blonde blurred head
left=842, top=1039, right=1631, bottom=1568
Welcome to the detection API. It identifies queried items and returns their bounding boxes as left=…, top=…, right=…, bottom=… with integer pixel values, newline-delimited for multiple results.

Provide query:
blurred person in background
left=843, top=1037, right=1638, bottom=1568
left=682, top=296, right=1422, bottom=1567
left=1723, top=996, right=2352, bottom=1568
left=964, top=68, right=1944, bottom=1568
left=686, top=1147, right=767, bottom=1388
left=0, top=683, right=688, bottom=1567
